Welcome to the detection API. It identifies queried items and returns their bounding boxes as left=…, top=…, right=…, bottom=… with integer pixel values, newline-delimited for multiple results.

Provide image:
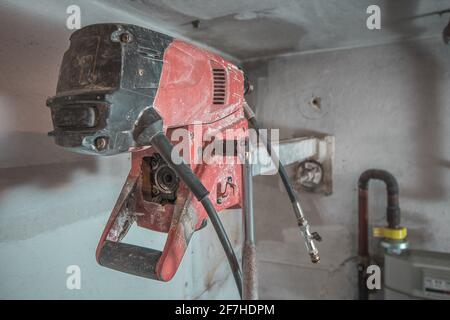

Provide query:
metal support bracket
left=252, top=135, right=334, bottom=195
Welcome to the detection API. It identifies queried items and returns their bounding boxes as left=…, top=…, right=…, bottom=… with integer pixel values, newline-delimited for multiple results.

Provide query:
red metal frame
left=96, top=40, right=248, bottom=281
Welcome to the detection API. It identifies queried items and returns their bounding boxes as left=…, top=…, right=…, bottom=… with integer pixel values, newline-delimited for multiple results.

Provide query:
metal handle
left=98, top=240, right=162, bottom=280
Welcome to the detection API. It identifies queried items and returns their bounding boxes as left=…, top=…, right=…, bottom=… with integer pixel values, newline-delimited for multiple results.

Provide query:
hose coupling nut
left=297, top=217, right=307, bottom=227
left=310, top=251, right=320, bottom=264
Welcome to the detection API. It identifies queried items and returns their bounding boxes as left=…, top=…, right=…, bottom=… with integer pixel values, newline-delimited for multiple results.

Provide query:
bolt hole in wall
left=310, top=97, right=322, bottom=110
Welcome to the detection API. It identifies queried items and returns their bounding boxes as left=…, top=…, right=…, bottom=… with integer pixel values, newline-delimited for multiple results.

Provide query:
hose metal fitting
left=295, top=203, right=321, bottom=264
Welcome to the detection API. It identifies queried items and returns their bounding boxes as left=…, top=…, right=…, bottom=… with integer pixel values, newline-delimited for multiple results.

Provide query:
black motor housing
left=47, top=24, right=172, bottom=155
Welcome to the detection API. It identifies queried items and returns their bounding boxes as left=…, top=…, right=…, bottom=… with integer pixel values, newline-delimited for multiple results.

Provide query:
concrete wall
left=1, top=0, right=449, bottom=300
left=0, top=0, right=241, bottom=299
left=246, top=37, right=450, bottom=299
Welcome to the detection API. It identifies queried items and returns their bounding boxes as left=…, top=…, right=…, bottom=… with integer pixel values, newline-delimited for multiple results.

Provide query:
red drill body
left=95, top=39, right=248, bottom=281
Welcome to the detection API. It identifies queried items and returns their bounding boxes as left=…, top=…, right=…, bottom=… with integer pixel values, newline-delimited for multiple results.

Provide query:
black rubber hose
left=132, top=109, right=243, bottom=297
left=245, top=105, right=320, bottom=263
left=150, top=133, right=210, bottom=201
left=201, top=197, right=243, bottom=296
left=149, top=132, right=243, bottom=298
left=247, top=117, right=298, bottom=206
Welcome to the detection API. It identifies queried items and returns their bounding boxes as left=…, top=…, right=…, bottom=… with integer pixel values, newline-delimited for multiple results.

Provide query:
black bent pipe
left=357, top=169, right=401, bottom=300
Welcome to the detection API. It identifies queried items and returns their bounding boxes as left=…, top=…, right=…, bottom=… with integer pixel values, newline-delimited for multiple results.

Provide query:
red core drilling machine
left=47, top=23, right=321, bottom=299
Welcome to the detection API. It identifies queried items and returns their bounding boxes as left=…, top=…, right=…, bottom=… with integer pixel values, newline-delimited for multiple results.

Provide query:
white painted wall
left=0, top=0, right=241, bottom=299
left=247, top=37, right=450, bottom=299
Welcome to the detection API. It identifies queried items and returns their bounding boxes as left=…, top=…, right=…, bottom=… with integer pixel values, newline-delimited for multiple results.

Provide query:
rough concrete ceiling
left=101, top=0, right=450, bottom=62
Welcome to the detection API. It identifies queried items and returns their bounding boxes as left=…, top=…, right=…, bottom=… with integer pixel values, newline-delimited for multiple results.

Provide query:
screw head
left=94, top=137, right=108, bottom=151
left=120, top=33, right=132, bottom=43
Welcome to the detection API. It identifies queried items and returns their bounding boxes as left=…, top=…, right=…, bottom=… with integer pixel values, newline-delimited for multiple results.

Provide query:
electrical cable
left=133, top=114, right=243, bottom=297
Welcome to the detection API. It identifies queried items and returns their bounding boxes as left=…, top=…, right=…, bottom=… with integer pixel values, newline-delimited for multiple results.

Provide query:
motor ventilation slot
left=212, top=68, right=226, bottom=105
